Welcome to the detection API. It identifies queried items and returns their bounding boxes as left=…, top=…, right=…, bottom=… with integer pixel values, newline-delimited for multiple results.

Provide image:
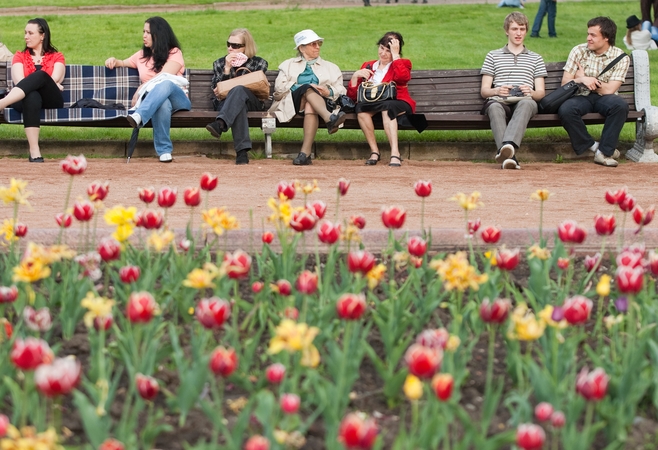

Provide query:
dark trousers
left=214, top=86, right=263, bottom=152
left=558, top=94, right=628, bottom=157
left=641, top=0, right=658, bottom=26
left=531, top=0, right=557, bottom=37
left=12, top=70, right=64, bottom=128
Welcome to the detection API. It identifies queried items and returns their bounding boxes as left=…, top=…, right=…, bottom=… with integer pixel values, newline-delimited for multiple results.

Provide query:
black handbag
left=338, top=95, right=356, bottom=113
left=538, top=53, right=628, bottom=114
left=357, top=81, right=397, bottom=103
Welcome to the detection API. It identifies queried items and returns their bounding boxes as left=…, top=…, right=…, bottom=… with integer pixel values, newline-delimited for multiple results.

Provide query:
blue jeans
left=642, top=21, right=658, bottom=41
left=133, top=80, right=191, bottom=156
left=531, top=0, right=557, bottom=37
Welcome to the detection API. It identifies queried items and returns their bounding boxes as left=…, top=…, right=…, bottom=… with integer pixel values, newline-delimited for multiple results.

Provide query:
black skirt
left=291, top=84, right=334, bottom=115
left=356, top=99, right=427, bottom=133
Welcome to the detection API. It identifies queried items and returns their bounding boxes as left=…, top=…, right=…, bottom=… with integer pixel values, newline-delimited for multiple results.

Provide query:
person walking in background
left=640, top=0, right=658, bottom=27
left=624, top=15, right=657, bottom=50
left=497, top=0, right=525, bottom=9
left=530, top=0, right=557, bottom=38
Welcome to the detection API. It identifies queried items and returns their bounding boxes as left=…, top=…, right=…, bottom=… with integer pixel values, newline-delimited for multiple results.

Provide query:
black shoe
left=29, top=156, right=44, bottom=163
left=293, top=152, right=312, bottom=166
left=206, top=120, right=223, bottom=139
left=389, top=155, right=402, bottom=167
left=236, top=149, right=250, bottom=165
left=326, top=111, right=347, bottom=135
left=365, top=152, right=380, bottom=166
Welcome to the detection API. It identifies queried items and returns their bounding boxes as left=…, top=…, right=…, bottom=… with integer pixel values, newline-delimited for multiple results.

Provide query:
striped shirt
left=563, top=44, right=629, bottom=96
left=480, top=45, right=547, bottom=92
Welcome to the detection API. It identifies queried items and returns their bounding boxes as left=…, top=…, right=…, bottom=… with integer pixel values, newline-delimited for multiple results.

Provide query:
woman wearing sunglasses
left=206, top=29, right=268, bottom=165
left=269, top=29, right=347, bottom=166
left=347, top=31, right=425, bottom=167
left=105, top=16, right=189, bottom=163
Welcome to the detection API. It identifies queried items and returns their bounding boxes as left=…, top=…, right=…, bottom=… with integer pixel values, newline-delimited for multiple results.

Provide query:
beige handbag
left=217, top=68, right=270, bottom=101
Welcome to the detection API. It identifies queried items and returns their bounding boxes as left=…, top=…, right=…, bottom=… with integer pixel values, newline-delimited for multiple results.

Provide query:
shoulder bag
left=217, top=67, right=270, bottom=101
left=357, top=81, right=397, bottom=103
left=539, top=53, right=628, bottom=114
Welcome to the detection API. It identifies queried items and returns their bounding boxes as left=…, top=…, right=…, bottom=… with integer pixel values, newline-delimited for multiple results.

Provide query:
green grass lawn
left=0, top=1, right=649, bottom=144
left=0, top=0, right=248, bottom=8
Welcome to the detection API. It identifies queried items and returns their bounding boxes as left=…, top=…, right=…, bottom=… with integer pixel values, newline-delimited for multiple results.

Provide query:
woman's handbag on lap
left=217, top=68, right=270, bottom=101
left=357, top=81, right=397, bottom=103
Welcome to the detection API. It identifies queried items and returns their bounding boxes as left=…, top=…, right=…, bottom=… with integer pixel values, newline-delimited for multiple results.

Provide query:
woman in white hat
left=269, top=29, right=347, bottom=165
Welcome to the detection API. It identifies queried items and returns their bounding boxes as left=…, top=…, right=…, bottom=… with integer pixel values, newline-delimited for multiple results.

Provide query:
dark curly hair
left=377, top=31, right=404, bottom=57
left=141, top=16, right=182, bottom=74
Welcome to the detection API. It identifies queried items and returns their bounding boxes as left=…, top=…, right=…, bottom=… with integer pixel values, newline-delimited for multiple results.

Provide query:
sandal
left=365, top=152, right=381, bottom=166
left=389, top=155, right=402, bottom=167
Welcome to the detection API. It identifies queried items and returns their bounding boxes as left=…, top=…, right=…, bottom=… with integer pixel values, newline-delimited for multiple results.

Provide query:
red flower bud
left=468, top=218, right=481, bottom=235
left=337, top=178, right=350, bottom=196
left=276, top=181, right=295, bottom=200
left=224, top=250, right=252, bottom=279
left=126, top=291, right=158, bottom=323
left=244, top=435, right=270, bottom=450
left=136, top=373, right=159, bottom=401
left=252, top=281, right=264, bottom=293
left=562, top=295, right=593, bottom=325
left=481, top=226, right=501, bottom=244
left=98, top=238, right=121, bottom=262
left=550, top=411, right=565, bottom=428
left=195, top=297, right=231, bottom=329
left=615, top=265, right=644, bottom=294
left=557, top=257, right=570, bottom=270
left=93, top=315, right=114, bottom=331
left=137, top=210, right=163, bottom=230
left=594, top=214, right=616, bottom=236
left=338, top=412, right=379, bottom=450
left=183, top=187, right=201, bottom=207
left=261, top=231, right=274, bottom=244
left=23, top=306, right=52, bottom=332
left=55, top=213, right=73, bottom=228
left=618, top=194, right=636, bottom=212
left=648, top=250, right=658, bottom=277
left=318, top=221, right=341, bottom=244
left=87, top=181, right=110, bottom=202
left=632, top=205, right=655, bottom=226
left=99, top=439, right=125, bottom=450
left=11, top=337, right=54, bottom=370
left=284, top=307, right=299, bottom=320
left=274, top=279, right=292, bottom=296
left=584, top=253, right=601, bottom=272
left=479, top=298, right=511, bottom=324
left=416, top=328, right=449, bottom=350
left=209, top=346, right=238, bottom=377
left=381, top=206, right=406, bottom=229
left=407, top=236, right=427, bottom=257
left=516, top=423, right=546, bottom=450
left=289, top=208, right=317, bottom=232
left=605, top=187, right=626, bottom=205
left=350, top=215, right=366, bottom=229
left=73, top=200, right=94, bottom=222
left=265, top=363, right=286, bottom=384
left=280, top=393, right=301, bottom=414
left=347, top=250, right=376, bottom=275
left=200, top=172, right=218, bottom=191
left=0, top=285, right=18, bottom=303
left=138, top=187, right=156, bottom=204
left=119, top=265, right=141, bottom=283
left=60, top=154, right=87, bottom=175
left=0, top=414, right=9, bottom=438
left=336, top=293, right=367, bottom=320
left=13, top=223, right=28, bottom=238
left=296, top=270, right=318, bottom=295
left=534, top=402, right=554, bottom=422
left=157, top=187, right=177, bottom=208
left=557, top=220, right=587, bottom=244
left=496, top=247, right=520, bottom=271
left=431, top=373, right=454, bottom=401
left=576, top=367, right=609, bottom=401
left=309, top=200, right=327, bottom=220
left=413, top=180, right=432, bottom=197
left=35, top=357, right=81, bottom=397
left=405, top=343, right=442, bottom=379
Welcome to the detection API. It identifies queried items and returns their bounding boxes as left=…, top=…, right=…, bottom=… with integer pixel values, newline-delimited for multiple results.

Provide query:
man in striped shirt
left=558, top=17, right=630, bottom=167
left=481, top=12, right=547, bottom=170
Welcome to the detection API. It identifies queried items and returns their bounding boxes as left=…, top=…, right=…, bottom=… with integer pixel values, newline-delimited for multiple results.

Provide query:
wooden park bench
left=1, top=49, right=657, bottom=162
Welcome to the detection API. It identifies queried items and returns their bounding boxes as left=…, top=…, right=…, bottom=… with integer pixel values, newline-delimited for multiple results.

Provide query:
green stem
left=539, top=201, right=544, bottom=245
left=57, top=175, right=74, bottom=244
left=9, top=202, right=18, bottom=257
left=485, top=326, right=496, bottom=396
left=584, top=401, right=595, bottom=445
left=335, top=187, right=341, bottom=221
left=420, top=197, right=425, bottom=237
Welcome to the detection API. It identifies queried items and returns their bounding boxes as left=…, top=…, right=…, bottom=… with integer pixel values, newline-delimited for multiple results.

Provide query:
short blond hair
left=229, top=28, right=257, bottom=58
left=504, top=12, right=529, bottom=31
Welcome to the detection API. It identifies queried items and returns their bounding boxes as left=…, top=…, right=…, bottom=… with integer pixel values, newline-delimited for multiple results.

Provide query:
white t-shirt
left=623, top=30, right=657, bottom=51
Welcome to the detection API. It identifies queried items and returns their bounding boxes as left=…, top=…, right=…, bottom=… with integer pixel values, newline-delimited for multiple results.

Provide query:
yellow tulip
left=403, top=374, right=424, bottom=401
left=597, top=274, right=611, bottom=297
left=530, top=189, right=552, bottom=201
left=449, top=191, right=483, bottom=211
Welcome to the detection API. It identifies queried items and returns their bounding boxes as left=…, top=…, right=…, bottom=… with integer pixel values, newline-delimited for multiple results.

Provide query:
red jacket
left=346, top=58, right=415, bottom=112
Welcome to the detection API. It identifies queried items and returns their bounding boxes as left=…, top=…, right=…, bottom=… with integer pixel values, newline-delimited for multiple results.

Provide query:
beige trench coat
left=269, top=56, right=346, bottom=123
left=0, top=43, right=13, bottom=62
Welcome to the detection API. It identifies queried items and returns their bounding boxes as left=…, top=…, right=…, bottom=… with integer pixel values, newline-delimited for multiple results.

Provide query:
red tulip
left=266, top=363, right=286, bottom=384
left=195, top=297, right=231, bottom=329
left=347, top=250, right=376, bottom=275
left=135, top=373, right=159, bottom=401
left=309, top=200, right=327, bottom=220
left=296, top=270, right=318, bottom=295
left=138, top=187, right=156, bottom=204
left=1, top=319, right=12, bottom=341
left=318, top=221, right=341, bottom=244
left=479, top=298, right=511, bottom=324
left=648, top=251, right=658, bottom=277
left=338, top=412, right=379, bottom=450
left=562, top=295, right=593, bottom=325
left=381, top=206, right=406, bottom=229
left=496, top=247, right=520, bottom=271
left=94, top=315, right=114, bottom=332
left=407, top=236, right=427, bottom=257
left=274, top=279, right=292, bottom=296
left=550, top=411, right=566, bottom=428
left=350, top=215, right=366, bottom=229
left=616, top=250, right=644, bottom=268
left=99, top=439, right=125, bottom=450
left=284, top=307, right=299, bottom=320
left=584, top=253, right=601, bottom=272
left=632, top=205, right=655, bottom=226
left=73, top=200, right=94, bottom=222
left=0, top=414, right=9, bottom=438
left=516, top=423, right=546, bottom=450
left=338, top=178, right=350, bottom=196
left=431, top=373, right=454, bottom=401
left=262, top=231, right=274, bottom=244
left=136, top=210, right=163, bottom=230
left=179, top=239, right=191, bottom=252
left=252, top=281, right=264, bottom=293
left=468, top=218, right=481, bottom=235
left=615, top=266, right=644, bottom=294
left=13, top=223, right=28, bottom=238
left=276, top=181, right=296, bottom=200
left=209, top=346, right=238, bottom=377
left=244, top=436, right=269, bottom=450
left=224, top=250, right=252, bottom=279
left=557, top=220, right=587, bottom=244
left=619, top=194, right=636, bottom=212
left=594, top=214, right=616, bottom=236
left=23, top=306, right=52, bottom=332
left=336, top=293, right=367, bottom=320
left=183, top=187, right=201, bottom=207
left=157, top=187, right=177, bottom=208
left=414, top=180, right=432, bottom=197
left=126, top=291, right=158, bottom=323
left=11, top=338, right=54, bottom=370
left=605, top=187, right=626, bottom=205
left=409, top=256, right=423, bottom=268
left=280, top=393, right=301, bottom=414
left=34, top=357, right=81, bottom=397
left=405, top=343, right=442, bottom=379
left=289, top=208, right=317, bottom=232
left=416, top=328, right=449, bottom=350
left=119, top=265, right=140, bottom=283
left=200, top=172, right=218, bottom=191
left=87, top=181, right=110, bottom=202
left=55, top=213, right=73, bottom=228
left=98, top=238, right=121, bottom=262
left=576, top=367, right=609, bottom=401
left=60, top=154, right=87, bottom=175
left=534, top=402, right=554, bottom=422
left=481, top=226, right=501, bottom=244
left=0, top=285, right=18, bottom=303
left=557, top=257, right=570, bottom=270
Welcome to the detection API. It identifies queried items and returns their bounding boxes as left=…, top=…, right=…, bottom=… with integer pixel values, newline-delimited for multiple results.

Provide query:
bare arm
left=11, top=63, right=25, bottom=84
left=160, top=60, right=182, bottom=76
left=51, top=62, right=65, bottom=84
left=480, top=74, right=512, bottom=98
left=594, top=80, right=623, bottom=96
left=529, top=77, right=545, bottom=101
left=105, top=57, right=131, bottom=69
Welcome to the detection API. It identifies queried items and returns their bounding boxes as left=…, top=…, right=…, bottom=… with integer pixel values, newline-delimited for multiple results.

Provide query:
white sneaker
left=495, top=143, right=515, bottom=163
left=127, top=112, right=142, bottom=128
left=159, top=153, right=173, bottom=163
left=589, top=142, right=619, bottom=159
left=502, top=158, right=521, bottom=169
left=593, top=150, right=618, bottom=167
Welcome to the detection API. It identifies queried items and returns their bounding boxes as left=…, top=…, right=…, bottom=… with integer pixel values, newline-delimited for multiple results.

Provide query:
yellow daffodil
left=182, top=263, right=221, bottom=289
left=45, top=245, right=76, bottom=262
left=604, top=315, right=624, bottom=329
left=538, top=305, right=568, bottom=329
left=1, top=219, right=18, bottom=243
left=527, top=244, right=551, bottom=260
left=295, top=179, right=320, bottom=195
left=202, top=207, right=240, bottom=236
left=268, top=319, right=321, bottom=368
left=147, top=229, right=175, bottom=252
left=449, top=191, right=483, bottom=211
left=12, top=258, right=51, bottom=283
left=0, top=425, right=63, bottom=450
left=267, top=197, right=293, bottom=226
left=341, top=224, right=361, bottom=244
left=113, top=223, right=135, bottom=242
left=446, top=334, right=461, bottom=352
left=0, top=178, right=31, bottom=206
left=366, top=263, right=386, bottom=290
left=403, top=374, right=423, bottom=401
left=104, top=205, right=137, bottom=226
left=80, top=292, right=115, bottom=328
left=530, top=189, right=551, bottom=201
left=429, top=251, right=488, bottom=292
left=507, top=303, right=546, bottom=341
left=597, top=274, right=611, bottom=297
left=484, top=250, right=497, bottom=266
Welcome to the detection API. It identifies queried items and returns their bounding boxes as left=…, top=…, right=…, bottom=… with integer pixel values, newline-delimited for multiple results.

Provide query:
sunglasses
left=304, top=41, right=323, bottom=48
left=227, top=41, right=245, bottom=49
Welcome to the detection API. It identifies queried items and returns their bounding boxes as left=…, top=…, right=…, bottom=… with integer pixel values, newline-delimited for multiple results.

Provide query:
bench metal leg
left=264, top=133, right=272, bottom=159
left=261, top=116, right=276, bottom=159
left=626, top=108, right=658, bottom=163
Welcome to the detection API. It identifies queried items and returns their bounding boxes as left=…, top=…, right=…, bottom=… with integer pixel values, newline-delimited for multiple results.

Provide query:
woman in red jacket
left=347, top=31, right=424, bottom=167
left=0, top=18, right=65, bottom=162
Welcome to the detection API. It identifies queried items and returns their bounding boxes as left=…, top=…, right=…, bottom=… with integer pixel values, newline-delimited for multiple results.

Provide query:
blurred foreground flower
left=35, top=357, right=81, bottom=397
left=336, top=293, right=367, bottom=320
left=403, top=374, right=423, bottom=400
left=405, top=343, right=442, bottom=379
left=0, top=178, right=31, bottom=206
left=136, top=373, right=159, bottom=401
left=430, top=251, right=488, bottom=292
left=81, top=292, right=115, bottom=328
left=0, top=426, right=63, bottom=450
left=209, top=346, right=238, bottom=377
left=23, top=306, right=52, bottom=332
left=576, top=367, right=609, bottom=401
left=195, top=297, right=231, bottom=329
left=126, top=292, right=160, bottom=323
left=338, top=412, right=379, bottom=450
left=244, top=435, right=270, bottom=450
left=507, top=303, right=546, bottom=341
left=381, top=206, right=406, bottom=229
left=202, top=207, right=239, bottom=235
left=61, top=154, right=87, bottom=175
left=450, top=191, right=483, bottom=210
left=147, top=229, right=175, bottom=252
left=11, top=337, right=54, bottom=371
left=183, top=263, right=221, bottom=289
left=224, top=250, right=252, bottom=279
left=516, top=423, right=546, bottom=450
left=268, top=320, right=320, bottom=368
left=431, top=373, right=454, bottom=401
left=99, top=438, right=125, bottom=450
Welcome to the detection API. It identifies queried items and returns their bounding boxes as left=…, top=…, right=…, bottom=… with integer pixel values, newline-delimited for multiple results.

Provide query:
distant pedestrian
left=363, top=0, right=371, bottom=6
left=530, top=0, right=557, bottom=38
left=624, top=15, right=657, bottom=50
left=498, top=0, right=525, bottom=9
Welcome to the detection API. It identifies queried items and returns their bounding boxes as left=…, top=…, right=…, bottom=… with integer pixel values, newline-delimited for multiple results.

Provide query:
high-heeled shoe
left=365, top=152, right=380, bottom=166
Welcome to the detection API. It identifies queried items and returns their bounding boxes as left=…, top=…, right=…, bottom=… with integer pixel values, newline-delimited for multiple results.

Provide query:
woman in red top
left=347, top=31, right=425, bottom=167
left=0, top=18, right=65, bottom=162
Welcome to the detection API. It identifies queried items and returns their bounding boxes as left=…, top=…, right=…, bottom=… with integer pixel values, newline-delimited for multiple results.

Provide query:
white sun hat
left=294, top=29, right=324, bottom=49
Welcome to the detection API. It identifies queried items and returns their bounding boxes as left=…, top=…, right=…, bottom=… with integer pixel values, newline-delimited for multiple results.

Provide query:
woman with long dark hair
left=105, top=16, right=190, bottom=163
left=0, top=18, right=65, bottom=162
